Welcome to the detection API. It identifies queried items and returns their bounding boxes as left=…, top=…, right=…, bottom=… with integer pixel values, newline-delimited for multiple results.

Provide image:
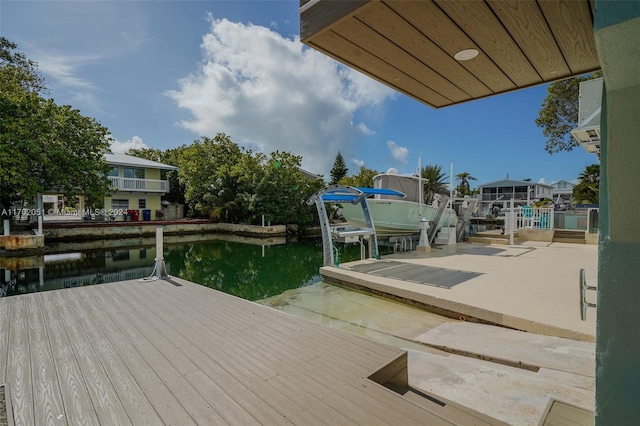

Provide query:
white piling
left=417, top=218, right=431, bottom=252
left=154, top=226, right=169, bottom=278
left=3, top=219, right=9, bottom=236
left=509, top=198, right=515, bottom=246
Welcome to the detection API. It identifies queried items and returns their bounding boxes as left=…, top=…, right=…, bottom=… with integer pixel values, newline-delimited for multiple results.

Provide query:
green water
left=0, top=237, right=375, bottom=300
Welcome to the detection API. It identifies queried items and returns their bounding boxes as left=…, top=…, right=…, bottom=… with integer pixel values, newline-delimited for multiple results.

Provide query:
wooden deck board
left=38, top=291, right=100, bottom=425
left=178, top=343, right=293, bottom=426
left=61, top=289, right=166, bottom=426
left=87, top=287, right=229, bottom=425
left=99, top=283, right=279, bottom=424
left=7, top=296, right=34, bottom=425
left=266, top=373, right=358, bottom=425
left=0, top=297, right=11, bottom=384
left=170, top=278, right=401, bottom=363
left=113, top=281, right=279, bottom=386
left=67, top=288, right=199, bottom=426
left=306, top=355, right=453, bottom=425
left=47, top=290, right=133, bottom=425
left=1, top=277, right=495, bottom=425
left=25, top=294, right=66, bottom=425
left=122, top=281, right=283, bottom=381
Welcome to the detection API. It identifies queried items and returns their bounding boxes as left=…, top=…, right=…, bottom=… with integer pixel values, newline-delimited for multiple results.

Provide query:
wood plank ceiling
left=300, top=0, right=600, bottom=108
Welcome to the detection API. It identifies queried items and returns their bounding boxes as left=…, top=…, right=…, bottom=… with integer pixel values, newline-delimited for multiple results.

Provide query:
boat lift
left=307, top=185, right=405, bottom=267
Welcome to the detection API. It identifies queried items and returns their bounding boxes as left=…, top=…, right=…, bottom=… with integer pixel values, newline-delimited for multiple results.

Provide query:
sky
left=1, top=0, right=598, bottom=187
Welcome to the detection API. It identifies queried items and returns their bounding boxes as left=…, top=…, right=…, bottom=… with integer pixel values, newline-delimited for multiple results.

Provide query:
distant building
left=478, top=179, right=553, bottom=203
left=549, top=180, right=575, bottom=206
left=40, top=151, right=178, bottom=222
left=103, top=151, right=178, bottom=220
left=298, top=166, right=323, bottom=180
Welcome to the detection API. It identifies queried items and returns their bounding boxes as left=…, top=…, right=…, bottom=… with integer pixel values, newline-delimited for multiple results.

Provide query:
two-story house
left=549, top=180, right=575, bottom=207
left=102, top=151, right=177, bottom=221
left=478, top=179, right=554, bottom=204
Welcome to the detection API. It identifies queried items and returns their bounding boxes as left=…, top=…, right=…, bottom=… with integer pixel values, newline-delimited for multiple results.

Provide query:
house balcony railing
left=108, top=176, right=168, bottom=193
left=482, top=193, right=529, bottom=201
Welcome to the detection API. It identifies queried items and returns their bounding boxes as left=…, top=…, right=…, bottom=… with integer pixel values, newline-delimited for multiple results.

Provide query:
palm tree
left=573, top=164, right=600, bottom=204
left=455, top=172, right=477, bottom=196
left=578, top=164, right=600, bottom=184
left=420, top=164, right=448, bottom=204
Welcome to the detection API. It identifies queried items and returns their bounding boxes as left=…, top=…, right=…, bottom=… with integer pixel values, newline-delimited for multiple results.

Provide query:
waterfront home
left=102, top=151, right=177, bottom=221
left=478, top=179, right=553, bottom=204
left=550, top=180, right=575, bottom=207
left=42, top=151, right=177, bottom=222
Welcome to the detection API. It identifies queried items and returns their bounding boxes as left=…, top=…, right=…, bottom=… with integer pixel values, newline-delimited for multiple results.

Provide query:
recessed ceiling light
left=454, top=49, right=479, bottom=61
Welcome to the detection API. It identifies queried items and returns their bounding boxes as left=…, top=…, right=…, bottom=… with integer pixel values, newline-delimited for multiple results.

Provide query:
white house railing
left=108, top=176, right=168, bottom=193
left=515, top=206, right=554, bottom=230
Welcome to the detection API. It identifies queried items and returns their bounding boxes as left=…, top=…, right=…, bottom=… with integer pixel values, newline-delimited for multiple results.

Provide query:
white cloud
left=110, top=136, right=148, bottom=154
left=166, top=16, right=395, bottom=175
left=356, top=122, right=375, bottom=135
left=352, top=158, right=365, bottom=168
left=35, top=53, right=100, bottom=91
left=386, top=140, right=409, bottom=164
left=538, top=178, right=547, bottom=184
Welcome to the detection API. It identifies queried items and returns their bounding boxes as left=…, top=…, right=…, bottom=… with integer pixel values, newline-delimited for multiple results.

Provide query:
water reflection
left=0, top=236, right=369, bottom=300
left=164, top=238, right=327, bottom=300
left=1, top=248, right=155, bottom=297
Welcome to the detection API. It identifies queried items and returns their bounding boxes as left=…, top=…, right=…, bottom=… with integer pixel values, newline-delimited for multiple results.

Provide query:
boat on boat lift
left=338, top=170, right=458, bottom=237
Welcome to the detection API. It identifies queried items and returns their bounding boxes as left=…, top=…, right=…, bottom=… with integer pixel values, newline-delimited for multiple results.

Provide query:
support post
left=36, top=193, right=43, bottom=235
left=417, top=218, right=431, bottom=252
left=509, top=198, right=515, bottom=245
left=154, top=226, right=169, bottom=278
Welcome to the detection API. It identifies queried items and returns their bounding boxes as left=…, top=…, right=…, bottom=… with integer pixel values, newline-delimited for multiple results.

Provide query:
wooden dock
left=0, top=277, right=500, bottom=425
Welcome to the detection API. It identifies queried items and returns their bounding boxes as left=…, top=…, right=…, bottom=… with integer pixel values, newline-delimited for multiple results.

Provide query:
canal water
left=1, top=235, right=450, bottom=350
left=0, top=236, right=376, bottom=300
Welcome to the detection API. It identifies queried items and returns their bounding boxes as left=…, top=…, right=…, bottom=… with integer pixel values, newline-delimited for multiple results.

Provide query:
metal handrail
left=580, top=268, right=597, bottom=321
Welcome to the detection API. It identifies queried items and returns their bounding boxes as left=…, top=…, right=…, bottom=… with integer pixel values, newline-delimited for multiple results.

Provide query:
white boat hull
left=339, top=199, right=457, bottom=237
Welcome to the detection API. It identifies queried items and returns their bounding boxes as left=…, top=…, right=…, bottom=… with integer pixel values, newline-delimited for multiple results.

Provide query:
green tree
left=0, top=38, right=111, bottom=213
left=129, top=135, right=323, bottom=229
left=338, top=166, right=379, bottom=188
left=126, top=147, right=163, bottom=162
left=535, top=72, right=602, bottom=154
left=573, top=164, right=600, bottom=204
left=420, top=164, right=448, bottom=204
left=253, top=151, right=323, bottom=227
left=177, top=133, right=247, bottom=219
left=0, top=37, right=45, bottom=93
left=455, top=172, right=477, bottom=196
left=330, top=151, right=348, bottom=184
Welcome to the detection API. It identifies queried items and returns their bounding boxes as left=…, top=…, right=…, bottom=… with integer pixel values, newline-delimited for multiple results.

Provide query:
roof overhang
left=300, top=0, right=600, bottom=108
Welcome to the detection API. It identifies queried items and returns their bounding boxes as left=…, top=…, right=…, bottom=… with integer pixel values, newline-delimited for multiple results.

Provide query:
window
left=108, top=166, right=119, bottom=177
left=123, top=167, right=145, bottom=179
left=111, top=199, right=129, bottom=210
left=160, top=169, right=168, bottom=180
left=111, top=250, right=130, bottom=262
left=138, top=199, right=146, bottom=209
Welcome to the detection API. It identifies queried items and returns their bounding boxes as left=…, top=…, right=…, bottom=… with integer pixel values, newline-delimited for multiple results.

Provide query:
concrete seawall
left=43, top=221, right=288, bottom=241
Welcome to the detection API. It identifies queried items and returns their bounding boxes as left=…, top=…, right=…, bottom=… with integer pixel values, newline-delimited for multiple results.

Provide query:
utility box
left=571, top=77, right=603, bottom=156
left=578, top=77, right=603, bottom=126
